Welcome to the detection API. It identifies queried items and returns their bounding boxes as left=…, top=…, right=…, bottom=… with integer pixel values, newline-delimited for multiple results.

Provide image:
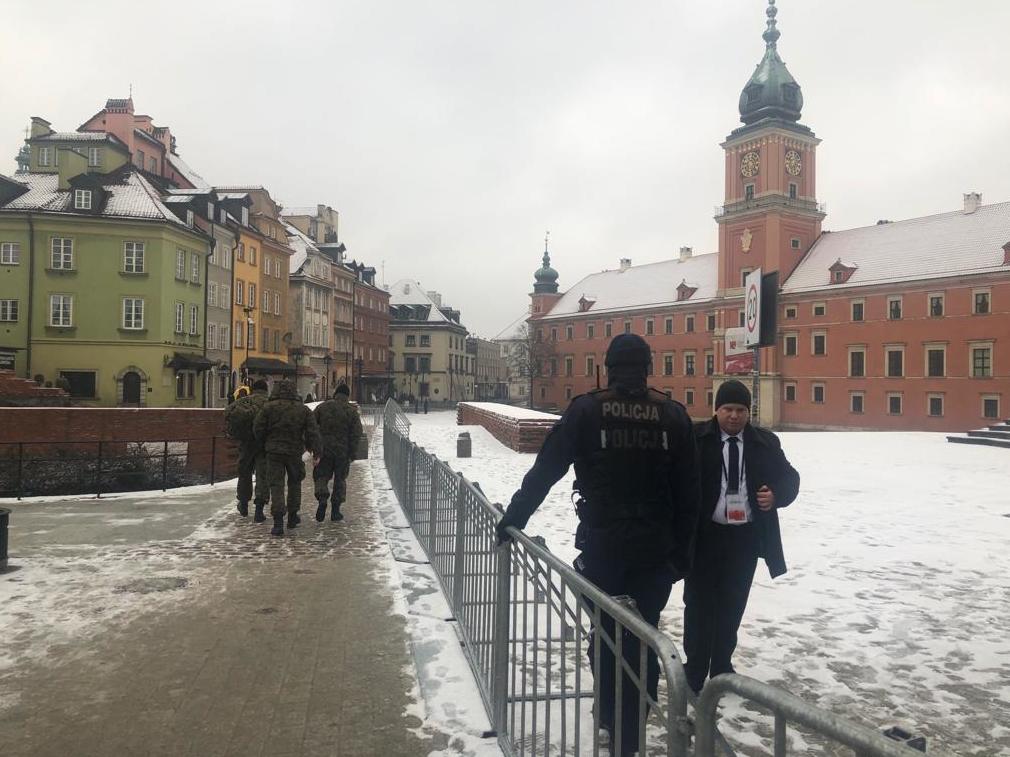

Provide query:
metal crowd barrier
left=380, top=399, right=933, bottom=757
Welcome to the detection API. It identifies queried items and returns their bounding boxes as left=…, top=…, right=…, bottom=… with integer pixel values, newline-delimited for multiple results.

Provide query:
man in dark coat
left=312, top=384, right=363, bottom=522
left=682, top=379, right=800, bottom=694
left=253, top=380, right=323, bottom=536
left=496, top=333, right=701, bottom=755
left=224, top=379, right=270, bottom=521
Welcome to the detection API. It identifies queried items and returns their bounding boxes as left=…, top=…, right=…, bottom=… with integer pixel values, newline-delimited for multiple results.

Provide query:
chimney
left=427, top=291, right=443, bottom=308
left=679, top=246, right=693, bottom=261
left=619, top=258, right=632, bottom=272
left=30, top=117, right=53, bottom=139
left=964, top=192, right=982, bottom=214
left=57, top=148, right=88, bottom=190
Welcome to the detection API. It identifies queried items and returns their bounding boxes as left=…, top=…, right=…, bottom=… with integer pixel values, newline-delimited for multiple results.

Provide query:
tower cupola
left=533, top=233, right=559, bottom=294
left=738, top=0, right=803, bottom=125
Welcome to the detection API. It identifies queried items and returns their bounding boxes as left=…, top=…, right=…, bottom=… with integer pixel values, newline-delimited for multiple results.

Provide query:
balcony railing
left=715, top=197, right=827, bottom=218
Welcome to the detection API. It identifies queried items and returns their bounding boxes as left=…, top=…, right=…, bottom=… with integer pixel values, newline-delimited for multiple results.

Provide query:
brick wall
left=0, top=370, right=70, bottom=407
left=0, top=407, right=238, bottom=490
left=456, top=403, right=557, bottom=453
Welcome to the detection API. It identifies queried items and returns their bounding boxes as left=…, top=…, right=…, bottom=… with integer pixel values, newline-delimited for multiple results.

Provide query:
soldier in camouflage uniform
left=253, top=380, right=322, bottom=536
left=312, top=384, right=364, bottom=522
left=224, top=379, right=270, bottom=521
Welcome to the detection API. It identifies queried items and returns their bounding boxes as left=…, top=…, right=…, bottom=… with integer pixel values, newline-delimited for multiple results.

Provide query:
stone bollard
left=0, top=507, right=9, bottom=572
left=457, top=431, right=472, bottom=458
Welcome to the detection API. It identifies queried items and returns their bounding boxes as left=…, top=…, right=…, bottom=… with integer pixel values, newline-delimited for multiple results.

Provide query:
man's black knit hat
left=715, top=379, right=751, bottom=410
left=604, top=334, right=651, bottom=368
left=335, top=383, right=350, bottom=396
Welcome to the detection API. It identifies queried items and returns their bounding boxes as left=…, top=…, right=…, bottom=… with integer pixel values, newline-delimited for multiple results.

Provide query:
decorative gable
left=676, top=280, right=697, bottom=301
left=828, top=258, right=857, bottom=285
left=578, top=295, right=596, bottom=312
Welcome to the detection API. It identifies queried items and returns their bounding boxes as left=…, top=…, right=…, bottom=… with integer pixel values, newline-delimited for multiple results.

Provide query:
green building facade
left=0, top=153, right=213, bottom=407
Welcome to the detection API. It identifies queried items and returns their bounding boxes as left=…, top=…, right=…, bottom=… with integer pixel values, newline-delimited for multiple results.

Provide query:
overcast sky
left=4, top=0, right=1010, bottom=336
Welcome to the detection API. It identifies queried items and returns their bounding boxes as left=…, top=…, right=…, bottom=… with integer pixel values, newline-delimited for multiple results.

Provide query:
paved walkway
left=0, top=431, right=450, bottom=757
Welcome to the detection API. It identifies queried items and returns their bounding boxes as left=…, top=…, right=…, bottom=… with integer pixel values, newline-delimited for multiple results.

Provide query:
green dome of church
left=533, top=247, right=559, bottom=294
left=738, top=0, right=804, bottom=125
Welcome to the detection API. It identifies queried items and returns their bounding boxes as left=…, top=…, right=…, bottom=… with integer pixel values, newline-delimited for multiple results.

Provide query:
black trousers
left=682, top=520, right=759, bottom=692
left=575, top=553, right=676, bottom=753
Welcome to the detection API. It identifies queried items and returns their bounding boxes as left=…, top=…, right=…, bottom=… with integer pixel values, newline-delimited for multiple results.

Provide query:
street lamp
left=243, top=304, right=254, bottom=383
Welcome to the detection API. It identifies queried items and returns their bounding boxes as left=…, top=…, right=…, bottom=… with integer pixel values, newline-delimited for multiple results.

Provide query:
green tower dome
left=533, top=239, right=559, bottom=294
left=738, top=0, right=804, bottom=126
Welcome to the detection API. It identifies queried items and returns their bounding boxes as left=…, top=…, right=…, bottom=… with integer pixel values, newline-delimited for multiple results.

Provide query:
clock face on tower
left=740, top=151, right=760, bottom=178
left=785, top=149, right=803, bottom=176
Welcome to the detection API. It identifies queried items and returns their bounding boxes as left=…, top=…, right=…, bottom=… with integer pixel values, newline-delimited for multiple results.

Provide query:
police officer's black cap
left=715, top=379, right=751, bottom=410
left=604, top=334, right=651, bottom=368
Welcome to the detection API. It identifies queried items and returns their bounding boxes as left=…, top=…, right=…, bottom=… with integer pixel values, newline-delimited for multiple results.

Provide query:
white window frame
left=1, top=242, right=21, bottom=265
left=191, top=252, right=200, bottom=283
left=123, top=241, right=145, bottom=273
left=208, top=282, right=218, bottom=307
left=683, top=351, right=696, bottom=377
left=122, top=297, right=144, bottom=330
left=972, top=288, right=991, bottom=315
left=0, top=299, right=18, bottom=322
left=885, top=344, right=905, bottom=378
left=49, top=294, right=73, bottom=327
left=784, top=305, right=797, bottom=319
left=235, top=280, right=244, bottom=305
left=887, top=392, right=903, bottom=416
left=811, top=330, right=827, bottom=356
left=924, top=343, right=947, bottom=378
left=175, top=249, right=186, bottom=280
left=220, top=285, right=230, bottom=306
left=887, top=295, right=903, bottom=320
left=981, top=395, right=1000, bottom=420
left=781, top=332, right=795, bottom=356
left=849, top=391, right=865, bottom=414
left=274, top=292, right=280, bottom=315
left=74, top=189, right=92, bottom=210
left=207, top=322, right=217, bottom=347
left=219, top=325, right=230, bottom=351
left=812, top=301, right=826, bottom=317
left=39, top=146, right=51, bottom=166
left=249, top=283, right=257, bottom=309
left=783, top=382, right=797, bottom=402
left=850, top=298, right=865, bottom=322
left=928, top=292, right=945, bottom=318
left=970, top=341, right=993, bottom=378
left=189, top=304, right=199, bottom=336
left=174, top=302, right=185, bottom=334
left=87, top=146, right=101, bottom=167
left=263, top=289, right=270, bottom=313
left=663, top=352, right=674, bottom=376
left=927, top=393, right=945, bottom=418
left=685, top=314, right=695, bottom=333
left=848, top=345, right=866, bottom=377
left=51, top=237, right=73, bottom=270
left=811, top=382, right=826, bottom=404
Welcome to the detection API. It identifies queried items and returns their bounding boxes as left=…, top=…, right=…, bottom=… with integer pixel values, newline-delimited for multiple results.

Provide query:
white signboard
left=724, top=327, right=753, bottom=375
left=744, top=267, right=762, bottom=348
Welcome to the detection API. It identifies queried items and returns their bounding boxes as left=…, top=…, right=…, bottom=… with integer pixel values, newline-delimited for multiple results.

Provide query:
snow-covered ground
left=402, top=409, right=1010, bottom=755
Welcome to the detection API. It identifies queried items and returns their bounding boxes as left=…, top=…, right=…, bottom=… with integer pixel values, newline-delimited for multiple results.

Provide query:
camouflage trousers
left=265, top=453, right=306, bottom=518
left=236, top=442, right=269, bottom=505
left=313, top=452, right=350, bottom=506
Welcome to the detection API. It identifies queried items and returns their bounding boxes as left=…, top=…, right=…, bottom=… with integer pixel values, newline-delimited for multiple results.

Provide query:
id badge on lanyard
left=722, top=449, right=748, bottom=524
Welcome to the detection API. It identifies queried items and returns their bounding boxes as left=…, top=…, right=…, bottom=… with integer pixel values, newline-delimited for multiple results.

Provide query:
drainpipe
left=230, top=232, right=240, bottom=395
left=25, top=212, right=35, bottom=379
left=203, top=229, right=215, bottom=408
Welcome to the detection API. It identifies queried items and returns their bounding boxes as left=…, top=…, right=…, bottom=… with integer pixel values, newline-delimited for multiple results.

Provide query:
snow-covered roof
left=166, top=152, right=210, bottom=190
left=783, top=201, right=1010, bottom=294
left=0, top=170, right=190, bottom=228
left=541, top=253, right=719, bottom=320
left=492, top=312, right=530, bottom=341
left=34, top=132, right=114, bottom=143
left=280, top=206, right=318, bottom=217
left=388, top=279, right=453, bottom=323
left=283, top=221, right=316, bottom=274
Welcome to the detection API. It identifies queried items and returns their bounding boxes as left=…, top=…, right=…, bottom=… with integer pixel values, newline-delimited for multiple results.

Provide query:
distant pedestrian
left=224, top=379, right=270, bottom=521
left=253, top=380, right=322, bottom=536
left=312, top=384, right=363, bottom=522
left=304, top=392, right=315, bottom=403
left=682, top=380, right=800, bottom=694
left=496, top=334, right=701, bottom=754
left=233, top=384, right=251, bottom=401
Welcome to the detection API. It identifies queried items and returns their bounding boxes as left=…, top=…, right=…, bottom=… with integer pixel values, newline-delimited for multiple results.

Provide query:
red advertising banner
left=724, top=327, right=754, bottom=374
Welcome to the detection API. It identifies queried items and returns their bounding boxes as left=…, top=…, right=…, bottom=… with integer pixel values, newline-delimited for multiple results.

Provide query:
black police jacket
left=503, top=384, right=701, bottom=571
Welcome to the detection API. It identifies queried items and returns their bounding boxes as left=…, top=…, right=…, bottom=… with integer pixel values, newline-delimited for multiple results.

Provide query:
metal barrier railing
left=0, top=437, right=237, bottom=500
left=380, top=399, right=934, bottom=757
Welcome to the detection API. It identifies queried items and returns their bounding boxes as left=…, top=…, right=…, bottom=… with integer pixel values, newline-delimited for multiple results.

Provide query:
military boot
left=270, top=515, right=284, bottom=536
left=330, top=503, right=344, bottom=522
left=236, top=500, right=249, bottom=517
left=315, top=499, right=327, bottom=522
left=287, top=511, right=301, bottom=529
left=253, top=503, right=266, bottom=523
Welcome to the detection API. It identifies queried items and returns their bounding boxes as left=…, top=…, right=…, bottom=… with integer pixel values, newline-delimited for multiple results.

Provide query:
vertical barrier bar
left=16, top=442, right=23, bottom=501
left=451, top=473, right=467, bottom=615
left=96, top=440, right=104, bottom=499
left=162, top=441, right=169, bottom=491
left=491, top=540, right=511, bottom=739
left=210, top=436, right=217, bottom=485
left=774, top=712, right=787, bottom=756
left=428, top=460, right=438, bottom=556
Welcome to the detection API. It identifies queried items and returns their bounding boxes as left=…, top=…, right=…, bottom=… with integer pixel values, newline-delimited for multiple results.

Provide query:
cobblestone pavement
left=0, top=431, right=452, bottom=757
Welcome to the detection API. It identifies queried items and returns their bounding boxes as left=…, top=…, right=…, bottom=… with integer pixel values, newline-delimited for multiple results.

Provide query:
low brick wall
left=456, top=402, right=559, bottom=453
left=0, top=370, right=70, bottom=406
left=0, top=407, right=238, bottom=496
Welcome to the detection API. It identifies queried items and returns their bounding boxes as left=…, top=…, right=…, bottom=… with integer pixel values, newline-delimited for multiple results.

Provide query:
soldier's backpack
left=225, top=398, right=258, bottom=441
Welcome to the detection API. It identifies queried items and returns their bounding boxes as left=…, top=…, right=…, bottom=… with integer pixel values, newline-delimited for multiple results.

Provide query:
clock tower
left=716, top=0, right=824, bottom=294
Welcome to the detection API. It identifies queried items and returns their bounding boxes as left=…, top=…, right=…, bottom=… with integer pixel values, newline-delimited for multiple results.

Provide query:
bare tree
left=505, top=322, right=556, bottom=409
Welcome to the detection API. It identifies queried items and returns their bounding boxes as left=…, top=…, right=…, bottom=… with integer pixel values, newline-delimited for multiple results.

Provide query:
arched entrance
left=122, top=371, right=141, bottom=405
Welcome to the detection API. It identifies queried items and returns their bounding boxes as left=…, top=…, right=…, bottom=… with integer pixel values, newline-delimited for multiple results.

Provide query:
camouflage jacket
left=253, top=381, right=322, bottom=457
left=313, top=395, right=363, bottom=459
left=224, top=389, right=268, bottom=443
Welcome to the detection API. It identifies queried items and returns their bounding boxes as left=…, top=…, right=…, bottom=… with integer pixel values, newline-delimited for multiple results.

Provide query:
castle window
left=973, top=290, right=991, bottom=315
left=887, top=296, right=902, bottom=320
left=744, top=184, right=755, bottom=201
left=850, top=392, right=865, bottom=414
left=886, top=346, right=905, bottom=378
left=851, top=300, right=864, bottom=321
left=929, top=293, right=944, bottom=317
left=848, top=347, right=865, bottom=377
left=74, top=190, right=92, bottom=210
left=783, top=334, right=797, bottom=357
left=645, top=319, right=654, bottom=336
left=928, top=394, right=944, bottom=417
left=791, top=238, right=801, bottom=250
left=888, top=393, right=903, bottom=415
left=789, top=183, right=798, bottom=200
left=983, top=396, right=999, bottom=419
left=685, top=315, right=695, bottom=333
left=587, top=323, right=595, bottom=339
left=784, top=306, right=797, bottom=319
left=784, top=383, right=797, bottom=402
left=664, top=317, right=673, bottom=335
left=812, top=302, right=826, bottom=317
left=812, top=383, right=825, bottom=404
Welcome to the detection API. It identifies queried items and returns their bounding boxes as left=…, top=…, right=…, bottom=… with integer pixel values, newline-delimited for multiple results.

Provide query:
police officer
left=496, top=333, right=701, bottom=755
left=312, top=384, right=363, bottom=522
left=224, top=378, right=270, bottom=521
left=253, top=379, right=323, bottom=536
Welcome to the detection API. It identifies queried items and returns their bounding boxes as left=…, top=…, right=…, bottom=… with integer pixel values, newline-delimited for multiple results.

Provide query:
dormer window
left=88, top=147, right=102, bottom=167
left=578, top=295, right=595, bottom=312
left=828, top=259, right=857, bottom=285
left=73, top=189, right=92, bottom=210
left=676, top=280, right=697, bottom=301
left=39, top=147, right=51, bottom=167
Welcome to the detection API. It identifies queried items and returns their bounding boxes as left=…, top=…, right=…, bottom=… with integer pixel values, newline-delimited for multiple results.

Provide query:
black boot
left=315, top=500, right=327, bottom=522
left=253, top=503, right=266, bottom=523
left=330, top=503, right=344, bottom=522
left=287, top=511, right=301, bottom=529
left=270, top=515, right=284, bottom=536
left=237, top=500, right=248, bottom=517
